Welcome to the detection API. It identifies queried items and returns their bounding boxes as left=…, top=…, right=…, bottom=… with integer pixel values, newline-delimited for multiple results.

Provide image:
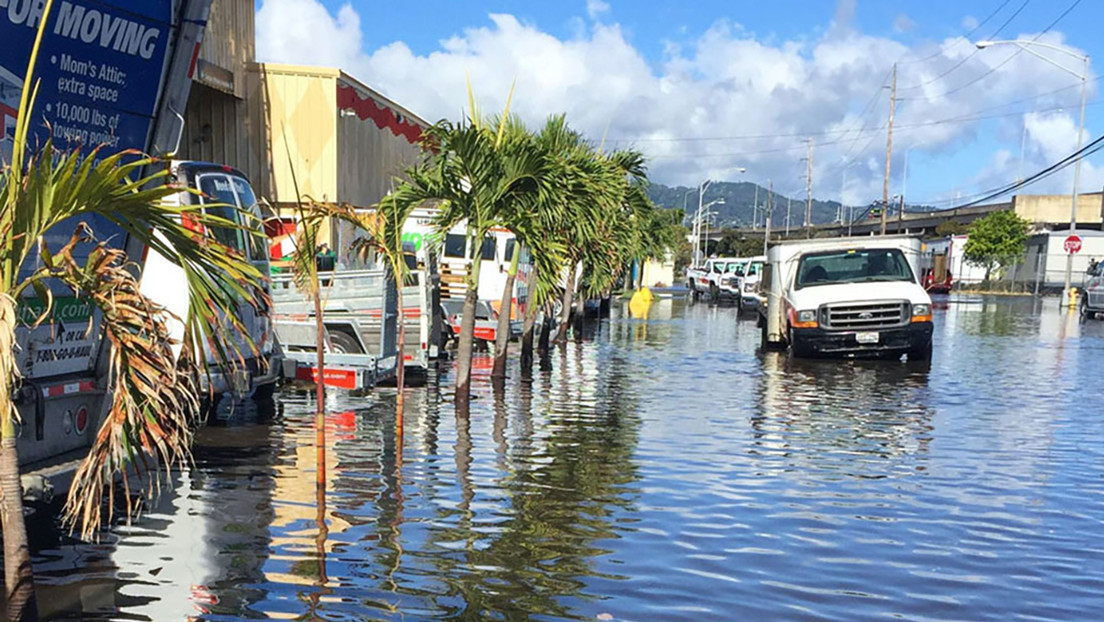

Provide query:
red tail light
left=74, top=406, right=89, bottom=434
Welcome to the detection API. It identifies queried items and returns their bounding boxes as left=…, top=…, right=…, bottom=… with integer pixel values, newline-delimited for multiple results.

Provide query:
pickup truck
left=735, top=255, right=766, bottom=309
left=758, top=236, right=933, bottom=360
left=1082, top=261, right=1104, bottom=319
left=687, top=257, right=745, bottom=300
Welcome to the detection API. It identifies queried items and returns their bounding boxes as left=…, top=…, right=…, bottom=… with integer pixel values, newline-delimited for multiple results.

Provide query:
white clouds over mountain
left=255, top=0, right=1097, bottom=204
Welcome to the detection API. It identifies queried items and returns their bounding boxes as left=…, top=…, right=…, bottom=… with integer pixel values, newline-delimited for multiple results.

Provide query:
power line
left=896, top=0, right=1031, bottom=91
left=923, top=0, right=1083, bottom=101
left=897, top=0, right=1015, bottom=66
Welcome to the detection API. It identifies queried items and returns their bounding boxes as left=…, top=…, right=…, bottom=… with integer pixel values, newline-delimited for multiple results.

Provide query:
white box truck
left=758, top=236, right=934, bottom=360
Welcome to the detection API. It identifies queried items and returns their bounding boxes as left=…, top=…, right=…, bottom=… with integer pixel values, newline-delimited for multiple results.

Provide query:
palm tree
left=489, top=121, right=565, bottom=383
left=1, top=22, right=266, bottom=620
left=303, top=185, right=421, bottom=420
left=553, top=146, right=647, bottom=343
left=413, top=90, right=547, bottom=405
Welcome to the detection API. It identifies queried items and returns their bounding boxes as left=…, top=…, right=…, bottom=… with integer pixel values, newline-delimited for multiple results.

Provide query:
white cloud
left=961, top=15, right=979, bottom=31
left=254, top=0, right=1097, bottom=205
left=894, top=14, right=915, bottom=33
left=586, top=0, right=610, bottom=21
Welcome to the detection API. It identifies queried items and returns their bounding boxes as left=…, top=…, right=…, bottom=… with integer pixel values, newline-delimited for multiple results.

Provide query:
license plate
left=855, top=331, right=880, bottom=344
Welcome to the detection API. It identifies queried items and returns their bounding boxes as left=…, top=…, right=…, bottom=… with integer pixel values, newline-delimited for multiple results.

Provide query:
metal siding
left=336, top=79, right=426, bottom=208
left=197, top=0, right=254, bottom=98
left=263, top=68, right=338, bottom=205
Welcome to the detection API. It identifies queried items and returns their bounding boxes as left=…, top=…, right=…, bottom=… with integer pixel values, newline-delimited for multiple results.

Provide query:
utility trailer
left=270, top=269, right=410, bottom=391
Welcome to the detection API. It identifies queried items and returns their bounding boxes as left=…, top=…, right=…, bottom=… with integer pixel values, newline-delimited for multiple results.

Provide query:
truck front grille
left=821, top=301, right=909, bottom=330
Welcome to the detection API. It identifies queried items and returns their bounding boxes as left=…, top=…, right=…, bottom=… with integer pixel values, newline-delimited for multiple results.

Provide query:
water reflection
left=25, top=295, right=1104, bottom=621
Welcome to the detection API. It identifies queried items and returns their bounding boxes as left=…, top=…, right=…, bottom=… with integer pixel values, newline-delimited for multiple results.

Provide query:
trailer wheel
left=329, top=331, right=363, bottom=354
left=252, top=380, right=277, bottom=403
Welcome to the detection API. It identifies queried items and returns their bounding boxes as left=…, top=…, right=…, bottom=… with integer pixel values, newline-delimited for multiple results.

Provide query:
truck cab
left=735, top=255, right=766, bottom=308
left=759, top=236, right=933, bottom=360
left=140, top=161, right=283, bottom=400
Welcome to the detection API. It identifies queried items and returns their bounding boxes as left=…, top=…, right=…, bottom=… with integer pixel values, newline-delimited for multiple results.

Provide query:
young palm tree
left=303, top=185, right=421, bottom=420
left=552, top=146, right=644, bottom=343
left=1, top=20, right=266, bottom=619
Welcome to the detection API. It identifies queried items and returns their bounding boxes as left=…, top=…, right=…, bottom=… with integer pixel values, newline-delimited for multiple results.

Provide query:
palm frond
left=25, top=228, right=202, bottom=540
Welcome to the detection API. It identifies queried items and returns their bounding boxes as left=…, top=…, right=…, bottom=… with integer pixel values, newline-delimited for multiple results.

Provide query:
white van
left=140, top=161, right=283, bottom=399
left=758, top=236, right=933, bottom=360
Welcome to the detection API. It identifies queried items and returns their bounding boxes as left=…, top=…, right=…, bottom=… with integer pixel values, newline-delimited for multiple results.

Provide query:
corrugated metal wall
left=336, top=77, right=427, bottom=209
left=197, top=0, right=254, bottom=98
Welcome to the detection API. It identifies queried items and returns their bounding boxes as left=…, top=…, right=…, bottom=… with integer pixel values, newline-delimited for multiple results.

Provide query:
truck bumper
left=200, top=350, right=284, bottom=397
left=791, top=322, right=933, bottom=357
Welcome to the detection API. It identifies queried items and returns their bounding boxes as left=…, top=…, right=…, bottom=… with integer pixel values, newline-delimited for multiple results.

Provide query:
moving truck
left=4, top=0, right=218, bottom=496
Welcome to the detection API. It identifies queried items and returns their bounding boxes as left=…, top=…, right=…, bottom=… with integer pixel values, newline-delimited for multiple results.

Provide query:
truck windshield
left=796, top=248, right=914, bottom=289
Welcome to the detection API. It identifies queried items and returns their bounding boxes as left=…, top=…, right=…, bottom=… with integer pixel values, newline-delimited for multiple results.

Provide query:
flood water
left=28, top=295, right=1104, bottom=621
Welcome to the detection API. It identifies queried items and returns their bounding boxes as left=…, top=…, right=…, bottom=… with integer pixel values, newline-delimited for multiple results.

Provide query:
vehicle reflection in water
left=24, top=295, right=1104, bottom=621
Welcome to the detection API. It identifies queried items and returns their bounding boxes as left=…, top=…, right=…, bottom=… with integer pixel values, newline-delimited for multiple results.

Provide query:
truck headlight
left=911, top=303, right=932, bottom=322
left=795, top=310, right=818, bottom=327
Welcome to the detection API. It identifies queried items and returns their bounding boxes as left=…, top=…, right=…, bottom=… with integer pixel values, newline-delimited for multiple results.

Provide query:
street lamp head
left=975, top=40, right=994, bottom=49
left=736, top=167, right=747, bottom=173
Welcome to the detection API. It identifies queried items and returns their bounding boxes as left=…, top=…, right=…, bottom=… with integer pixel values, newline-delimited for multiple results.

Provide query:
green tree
left=935, top=218, right=970, bottom=237
left=963, top=210, right=1030, bottom=281
left=0, top=19, right=265, bottom=618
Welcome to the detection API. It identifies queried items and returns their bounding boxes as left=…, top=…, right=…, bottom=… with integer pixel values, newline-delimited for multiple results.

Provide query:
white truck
left=758, top=236, right=934, bottom=360
left=735, top=255, right=766, bottom=309
left=686, top=257, right=745, bottom=300
left=1081, top=261, right=1104, bottom=319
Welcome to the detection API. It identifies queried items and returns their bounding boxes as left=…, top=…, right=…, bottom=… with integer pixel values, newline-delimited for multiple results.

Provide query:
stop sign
left=1065, top=234, right=1083, bottom=254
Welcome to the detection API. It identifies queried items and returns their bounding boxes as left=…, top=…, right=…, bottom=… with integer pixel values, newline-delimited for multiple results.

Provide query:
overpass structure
left=705, top=192, right=1104, bottom=242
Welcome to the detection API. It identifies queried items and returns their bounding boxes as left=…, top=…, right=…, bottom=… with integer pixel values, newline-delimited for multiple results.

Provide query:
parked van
left=758, top=236, right=933, bottom=360
left=139, top=161, right=283, bottom=399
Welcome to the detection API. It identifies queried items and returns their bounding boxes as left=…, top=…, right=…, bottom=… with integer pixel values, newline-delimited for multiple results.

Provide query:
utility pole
left=785, top=196, right=792, bottom=236
left=882, top=63, right=897, bottom=236
left=753, top=184, right=759, bottom=229
left=764, top=180, right=773, bottom=255
left=805, top=137, right=813, bottom=238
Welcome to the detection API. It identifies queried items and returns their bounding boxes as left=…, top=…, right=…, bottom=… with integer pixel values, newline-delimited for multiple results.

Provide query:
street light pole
left=1066, top=68, right=1088, bottom=305
left=977, top=39, right=1090, bottom=305
left=695, top=180, right=711, bottom=266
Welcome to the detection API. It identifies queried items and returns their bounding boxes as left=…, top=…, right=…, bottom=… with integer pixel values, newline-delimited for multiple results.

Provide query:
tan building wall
left=1012, top=192, right=1104, bottom=226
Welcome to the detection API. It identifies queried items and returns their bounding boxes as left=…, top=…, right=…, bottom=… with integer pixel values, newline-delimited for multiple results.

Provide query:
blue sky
left=257, top=0, right=1104, bottom=208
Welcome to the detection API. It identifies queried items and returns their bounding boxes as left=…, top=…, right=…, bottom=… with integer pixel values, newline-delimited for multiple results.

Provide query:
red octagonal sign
left=1065, top=234, right=1083, bottom=254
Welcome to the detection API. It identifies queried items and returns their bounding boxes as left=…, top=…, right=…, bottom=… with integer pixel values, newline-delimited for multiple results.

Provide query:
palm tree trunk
left=395, top=279, right=405, bottom=428
left=573, top=287, right=586, bottom=342
left=519, top=267, right=540, bottom=380
left=491, top=248, right=521, bottom=380
left=0, top=297, right=37, bottom=621
left=455, top=254, right=483, bottom=406
left=554, top=264, right=577, bottom=344
left=538, top=300, right=554, bottom=371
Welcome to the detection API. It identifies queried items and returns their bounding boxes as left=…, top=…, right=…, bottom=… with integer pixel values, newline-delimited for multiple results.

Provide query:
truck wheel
left=252, top=380, right=277, bottom=403
left=329, top=331, right=363, bottom=354
left=788, top=327, right=814, bottom=359
left=908, top=339, right=933, bottom=362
